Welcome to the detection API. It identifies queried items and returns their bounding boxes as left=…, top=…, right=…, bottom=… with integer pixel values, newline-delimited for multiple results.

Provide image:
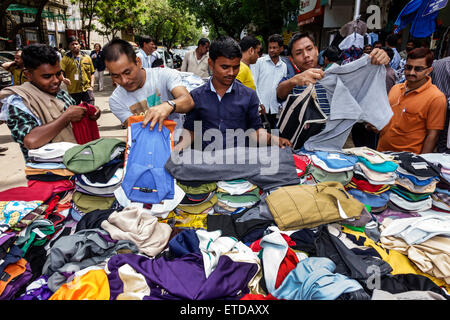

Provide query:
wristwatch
left=167, top=100, right=176, bottom=114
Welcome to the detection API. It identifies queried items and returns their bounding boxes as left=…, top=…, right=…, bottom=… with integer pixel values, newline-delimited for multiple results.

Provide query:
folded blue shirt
left=122, top=122, right=174, bottom=204
left=347, top=189, right=390, bottom=208
left=272, top=257, right=363, bottom=300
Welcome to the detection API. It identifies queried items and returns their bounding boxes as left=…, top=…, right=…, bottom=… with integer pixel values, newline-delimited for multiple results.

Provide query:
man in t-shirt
left=236, top=35, right=261, bottom=90
left=60, top=36, right=96, bottom=105
left=1, top=50, right=28, bottom=86
left=0, top=44, right=99, bottom=161
left=104, top=38, right=194, bottom=134
left=377, top=48, right=447, bottom=154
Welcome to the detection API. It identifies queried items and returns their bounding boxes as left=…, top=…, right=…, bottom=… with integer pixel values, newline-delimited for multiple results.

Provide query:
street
left=0, top=72, right=125, bottom=192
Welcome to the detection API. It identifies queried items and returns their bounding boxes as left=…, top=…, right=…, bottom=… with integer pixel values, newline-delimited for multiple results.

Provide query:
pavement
left=0, top=72, right=126, bottom=192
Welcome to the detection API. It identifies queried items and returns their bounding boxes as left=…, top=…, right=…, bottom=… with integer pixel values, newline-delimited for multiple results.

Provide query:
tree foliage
left=95, top=0, right=146, bottom=41
left=170, top=0, right=299, bottom=42
left=133, top=0, right=203, bottom=48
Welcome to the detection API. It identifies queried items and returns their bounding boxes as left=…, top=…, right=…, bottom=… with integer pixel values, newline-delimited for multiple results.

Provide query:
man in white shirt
left=136, top=35, right=157, bottom=69
left=180, top=38, right=210, bottom=78
left=103, top=39, right=194, bottom=137
left=251, top=34, right=287, bottom=129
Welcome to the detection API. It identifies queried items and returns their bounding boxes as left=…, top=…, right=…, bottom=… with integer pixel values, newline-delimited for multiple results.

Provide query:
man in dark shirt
left=177, top=36, right=291, bottom=151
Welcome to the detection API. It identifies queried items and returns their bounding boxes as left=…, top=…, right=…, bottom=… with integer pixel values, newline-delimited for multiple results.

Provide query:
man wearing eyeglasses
left=377, top=48, right=447, bottom=154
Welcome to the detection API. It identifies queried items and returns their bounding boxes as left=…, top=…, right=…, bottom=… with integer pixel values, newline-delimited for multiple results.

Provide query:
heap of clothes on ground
left=0, top=119, right=449, bottom=300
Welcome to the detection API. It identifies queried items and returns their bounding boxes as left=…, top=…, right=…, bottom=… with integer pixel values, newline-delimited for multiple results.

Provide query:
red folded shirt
left=71, top=102, right=100, bottom=144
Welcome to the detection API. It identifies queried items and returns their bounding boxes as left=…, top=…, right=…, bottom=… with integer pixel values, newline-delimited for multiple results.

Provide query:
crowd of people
left=0, top=20, right=449, bottom=301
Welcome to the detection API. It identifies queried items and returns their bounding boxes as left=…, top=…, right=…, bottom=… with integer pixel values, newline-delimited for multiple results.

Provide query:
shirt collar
left=403, top=76, right=433, bottom=94
left=209, top=78, right=234, bottom=94
left=264, top=55, right=282, bottom=67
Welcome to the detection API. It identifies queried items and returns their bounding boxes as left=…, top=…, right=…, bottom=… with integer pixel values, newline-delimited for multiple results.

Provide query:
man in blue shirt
left=177, top=36, right=292, bottom=151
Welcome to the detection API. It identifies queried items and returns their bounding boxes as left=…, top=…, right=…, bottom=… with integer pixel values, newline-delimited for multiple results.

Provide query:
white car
left=155, top=47, right=174, bottom=69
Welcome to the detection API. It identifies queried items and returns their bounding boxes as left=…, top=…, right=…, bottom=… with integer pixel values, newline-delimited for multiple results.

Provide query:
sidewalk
left=0, top=72, right=126, bottom=192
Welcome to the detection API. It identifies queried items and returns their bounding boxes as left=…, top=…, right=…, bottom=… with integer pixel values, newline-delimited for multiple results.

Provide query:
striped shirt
left=4, top=89, right=75, bottom=160
left=278, top=75, right=331, bottom=116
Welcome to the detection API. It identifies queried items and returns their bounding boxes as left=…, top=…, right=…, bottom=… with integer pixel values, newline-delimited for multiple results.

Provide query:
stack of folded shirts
left=74, top=168, right=124, bottom=197
left=176, top=181, right=218, bottom=215
left=26, top=142, right=79, bottom=181
left=214, top=179, right=260, bottom=214
left=388, top=152, right=440, bottom=213
left=73, top=148, right=125, bottom=198
left=421, top=153, right=450, bottom=213
left=304, top=151, right=357, bottom=186
left=343, top=148, right=397, bottom=212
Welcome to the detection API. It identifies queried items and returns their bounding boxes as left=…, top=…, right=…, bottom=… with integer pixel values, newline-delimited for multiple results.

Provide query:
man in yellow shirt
left=1, top=50, right=28, bottom=86
left=236, top=36, right=261, bottom=91
left=60, top=36, right=95, bottom=105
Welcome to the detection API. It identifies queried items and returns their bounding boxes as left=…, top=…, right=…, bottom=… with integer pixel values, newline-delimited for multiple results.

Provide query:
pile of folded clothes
left=62, top=138, right=126, bottom=221
left=159, top=181, right=217, bottom=230
left=421, top=153, right=450, bottom=213
left=387, top=152, right=440, bottom=214
left=342, top=147, right=397, bottom=214
left=300, top=150, right=357, bottom=186
left=215, top=180, right=260, bottom=215
left=26, top=142, right=78, bottom=182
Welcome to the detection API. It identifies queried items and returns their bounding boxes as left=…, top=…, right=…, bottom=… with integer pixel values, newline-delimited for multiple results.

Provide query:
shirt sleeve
left=109, top=91, right=133, bottom=124
left=162, top=68, right=184, bottom=93
left=426, top=94, right=448, bottom=130
left=6, top=101, right=40, bottom=147
left=246, top=91, right=263, bottom=130
left=183, top=90, right=199, bottom=132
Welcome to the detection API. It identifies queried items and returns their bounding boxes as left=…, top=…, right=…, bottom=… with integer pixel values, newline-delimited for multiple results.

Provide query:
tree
left=170, top=0, right=247, bottom=39
left=71, top=0, right=101, bottom=49
left=170, top=0, right=299, bottom=43
left=134, top=0, right=203, bottom=48
left=95, top=0, right=145, bottom=41
left=1, top=0, right=49, bottom=50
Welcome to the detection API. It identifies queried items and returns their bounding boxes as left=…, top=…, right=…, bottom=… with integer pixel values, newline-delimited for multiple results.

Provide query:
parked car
left=0, top=51, right=15, bottom=61
left=155, top=47, right=174, bottom=69
left=0, top=56, right=13, bottom=89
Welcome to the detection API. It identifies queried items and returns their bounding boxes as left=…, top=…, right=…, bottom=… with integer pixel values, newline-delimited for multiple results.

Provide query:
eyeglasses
left=404, top=64, right=429, bottom=72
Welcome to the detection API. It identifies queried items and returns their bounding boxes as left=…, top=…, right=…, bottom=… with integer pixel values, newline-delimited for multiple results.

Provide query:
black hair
left=137, top=35, right=154, bottom=48
left=373, top=41, right=382, bottom=47
left=67, top=36, right=79, bottom=45
left=197, top=38, right=210, bottom=47
left=268, top=34, right=284, bottom=47
left=239, top=35, right=261, bottom=52
left=323, top=46, right=340, bottom=62
left=21, top=44, right=60, bottom=70
left=103, top=38, right=137, bottom=63
left=381, top=46, right=394, bottom=61
left=209, top=36, right=242, bottom=61
left=288, top=32, right=315, bottom=56
left=386, top=34, right=398, bottom=47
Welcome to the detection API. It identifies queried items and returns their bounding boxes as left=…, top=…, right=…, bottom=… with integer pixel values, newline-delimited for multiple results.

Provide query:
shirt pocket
left=393, top=109, right=425, bottom=134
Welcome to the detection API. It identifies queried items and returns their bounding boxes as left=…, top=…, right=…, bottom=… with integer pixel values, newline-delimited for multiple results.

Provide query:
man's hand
left=364, top=123, right=380, bottom=134
left=142, top=102, right=173, bottom=131
left=62, top=77, right=71, bottom=86
left=259, top=104, right=267, bottom=116
left=89, top=106, right=101, bottom=121
left=271, top=135, right=293, bottom=149
left=291, top=68, right=325, bottom=87
left=369, top=48, right=390, bottom=65
left=64, top=105, right=86, bottom=123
